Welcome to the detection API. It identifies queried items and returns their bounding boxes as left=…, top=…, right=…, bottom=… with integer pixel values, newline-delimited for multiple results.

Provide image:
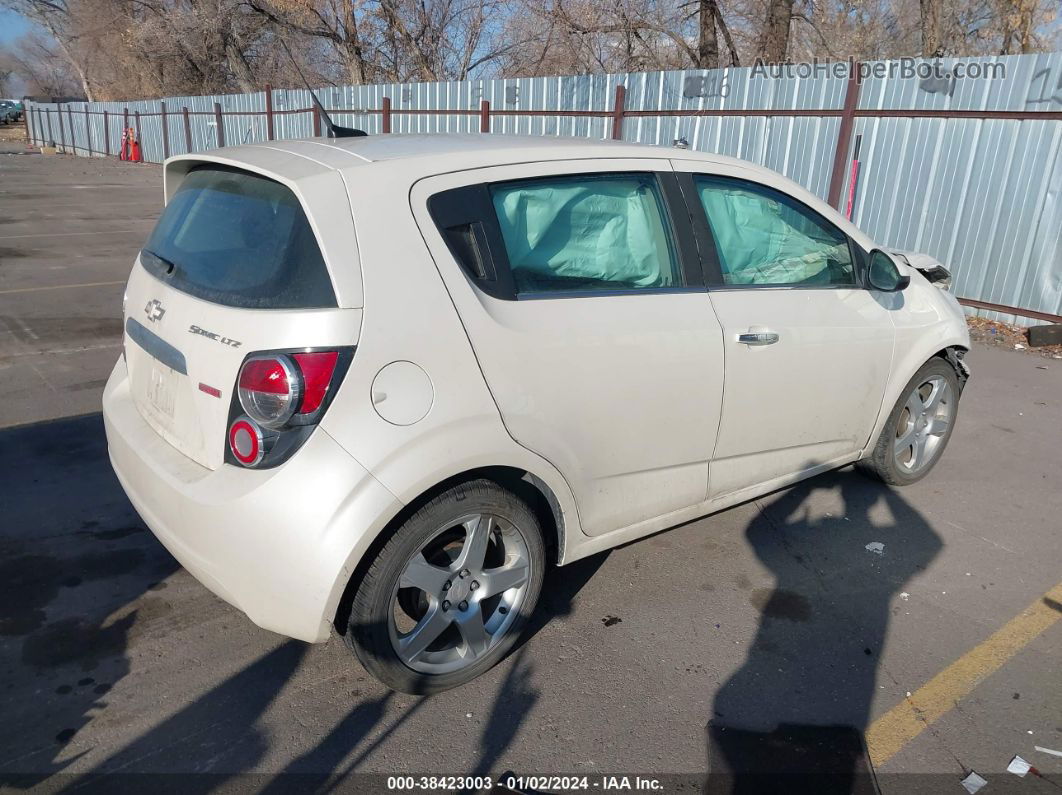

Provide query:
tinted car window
left=695, top=176, right=855, bottom=287
left=489, top=173, right=682, bottom=295
left=141, top=166, right=336, bottom=309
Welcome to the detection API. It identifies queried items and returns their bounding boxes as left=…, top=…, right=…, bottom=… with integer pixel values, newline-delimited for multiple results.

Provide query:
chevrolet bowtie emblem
left=144, top=299, right=166, bottom=323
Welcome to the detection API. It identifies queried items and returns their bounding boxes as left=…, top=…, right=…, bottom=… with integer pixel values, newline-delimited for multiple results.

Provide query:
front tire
left=344, top=479, right=545, bottom=694
left=858, top=357, right=961, bottom=486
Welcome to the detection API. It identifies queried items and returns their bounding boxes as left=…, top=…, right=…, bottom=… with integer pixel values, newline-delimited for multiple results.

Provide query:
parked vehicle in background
left=0, top=101, right=22, bottom=124
left=103, top=134, right=970, bottom=694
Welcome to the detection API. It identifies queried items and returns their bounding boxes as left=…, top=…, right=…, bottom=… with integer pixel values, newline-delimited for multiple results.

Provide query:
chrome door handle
left=737, top=331, right=780, bottom=346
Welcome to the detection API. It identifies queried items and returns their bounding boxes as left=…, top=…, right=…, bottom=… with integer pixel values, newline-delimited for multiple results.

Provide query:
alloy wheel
left=894, top=374, right=953, bottom=475
left=388, top=513, right=532, bottom=674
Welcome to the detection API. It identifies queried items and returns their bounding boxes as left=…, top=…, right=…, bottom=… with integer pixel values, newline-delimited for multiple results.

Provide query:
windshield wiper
left=141, top=248, right=178, bottom=275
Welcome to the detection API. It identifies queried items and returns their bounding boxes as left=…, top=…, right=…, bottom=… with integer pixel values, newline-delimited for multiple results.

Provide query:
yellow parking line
left=866, top=582, right=1062, bottom=767
left=0, top=280, right=125, bottom=296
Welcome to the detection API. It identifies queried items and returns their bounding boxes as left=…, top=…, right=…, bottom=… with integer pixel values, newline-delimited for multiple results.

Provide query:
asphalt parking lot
left=1, top=142, right=1060, bottom=793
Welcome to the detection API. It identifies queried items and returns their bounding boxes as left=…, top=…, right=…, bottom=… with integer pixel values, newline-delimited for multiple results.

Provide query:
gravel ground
left=966, top=316, right=1062, bottom=359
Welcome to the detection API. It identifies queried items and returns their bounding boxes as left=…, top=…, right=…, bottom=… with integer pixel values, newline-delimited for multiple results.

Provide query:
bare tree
left=0, top=0, right=97, bottom=97
left=758, top=0, right=793, bottom=61
left=919, top=0, right=942, bottom=53
left=1, top=0, right=1059, bottom=106
left=2, top=31, right=82, bottom=96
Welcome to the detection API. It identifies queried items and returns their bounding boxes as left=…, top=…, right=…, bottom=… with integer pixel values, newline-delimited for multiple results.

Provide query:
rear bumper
left=102, top=357, right=402, bottom=642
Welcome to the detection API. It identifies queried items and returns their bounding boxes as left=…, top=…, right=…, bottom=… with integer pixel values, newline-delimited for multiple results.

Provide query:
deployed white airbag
left=697, top=181, right=850, bottom=285
left=491, top=175, right=677, bottom=291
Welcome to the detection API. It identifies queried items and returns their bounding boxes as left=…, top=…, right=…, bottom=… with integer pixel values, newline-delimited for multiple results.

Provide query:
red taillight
left=238, top=355, right=300, bottom=428
left=292, top=351, right=339, bottom=414
left=230, top=350, right=345, bottom=467
left=240, top=359, right=292, bottom=394
left=228, top=417, right=265, bottom=466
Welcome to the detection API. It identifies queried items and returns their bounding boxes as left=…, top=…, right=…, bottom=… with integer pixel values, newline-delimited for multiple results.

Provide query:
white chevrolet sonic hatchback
left=104, top=134, right=970, bottom=693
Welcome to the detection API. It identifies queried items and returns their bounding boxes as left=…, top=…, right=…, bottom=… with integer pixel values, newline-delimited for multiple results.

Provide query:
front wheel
left=344, top=479, right=545, bottom=694
left=858, top=357, right=961, bottom=486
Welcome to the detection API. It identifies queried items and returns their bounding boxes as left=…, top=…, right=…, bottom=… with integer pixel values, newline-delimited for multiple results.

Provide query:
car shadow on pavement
left=0, top=405, right=608, bottom=791
left=0, top=412, right=180, bottom=790
left=706, top=470, right=943, bottom=794
left=304, top=552, right=609, bottom=791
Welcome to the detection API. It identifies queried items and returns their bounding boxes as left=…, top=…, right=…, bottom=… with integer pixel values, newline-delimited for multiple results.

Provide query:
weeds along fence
left=25, top=53, right=1062, bottom=325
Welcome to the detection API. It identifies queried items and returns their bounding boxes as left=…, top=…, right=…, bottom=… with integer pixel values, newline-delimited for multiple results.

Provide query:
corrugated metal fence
left=24, top=54, right=1062, bottom=324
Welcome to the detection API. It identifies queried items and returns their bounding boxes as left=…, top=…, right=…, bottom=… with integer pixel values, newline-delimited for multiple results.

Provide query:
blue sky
left=1, top=10, right=35, bottom=96
left=1, top=9, right=33, bottom=45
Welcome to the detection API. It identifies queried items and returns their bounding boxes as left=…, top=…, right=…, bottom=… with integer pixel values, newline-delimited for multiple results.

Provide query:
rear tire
left=857, top=357, right=960, bottom=486
left=344, top=479, right=545, bottom=694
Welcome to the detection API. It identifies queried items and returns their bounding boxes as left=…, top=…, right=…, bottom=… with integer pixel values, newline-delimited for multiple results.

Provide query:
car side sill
left=561, top=452, right=861, bottom=564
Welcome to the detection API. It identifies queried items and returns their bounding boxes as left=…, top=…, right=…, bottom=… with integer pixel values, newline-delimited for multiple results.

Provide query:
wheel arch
left=329, top=464, right=570, bottom=636
left=862, top=339, right=969, bottom=458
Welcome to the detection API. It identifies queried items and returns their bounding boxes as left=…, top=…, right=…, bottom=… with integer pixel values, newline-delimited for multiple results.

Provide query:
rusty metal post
left=46, top=108, right=53, bottom=145
left=611, top=85, right=626, bottom=140
left=103, top=110, right=110, bottom=156
left=160, top=101, right=169, bottom=158
left=213, top=102, right=225, bottom=147
left=25, top=106, right=34, bottom=145
left=134, top=111, right=142, bottom=160
left=183, top=107, right=192, bottom=153
left=382, top=96, right=392, bottom=133
left=265, top=85, right=275, bottom=140
left=312, top=104, right=322, bottom=137
left=57, top=106, right=66, bottom=151
left=67, top=105, right=76, bottom=152
left=828, top=62, right=862, bottom=209
left=480, top=100, right=490, bottom=133
left=86, top=106, right=94, bottom=155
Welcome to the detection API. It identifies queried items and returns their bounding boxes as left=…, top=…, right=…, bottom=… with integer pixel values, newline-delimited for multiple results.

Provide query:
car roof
left=165, top=133, right=874, bottom=251
left=178, top=133, right=762, bottom=180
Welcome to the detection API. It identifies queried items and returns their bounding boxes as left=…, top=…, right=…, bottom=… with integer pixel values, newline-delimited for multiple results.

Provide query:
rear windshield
left=141, top=165, right=336, bottom=309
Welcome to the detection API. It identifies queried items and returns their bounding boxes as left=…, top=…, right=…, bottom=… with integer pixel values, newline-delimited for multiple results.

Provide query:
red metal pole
left=480, top=100, right=490, bottom=133
left=265, top=85, right=275, bottom=140
left=611, top=85, right=626, bottom=140
left=160, top=101, right=169, bottom=158
left=103, top=110, right=110, bottom=156
left=134, top=111, right=142, bottom=161
left=828, top=62, right=862, bottom=209
left=844, top=134, right=863, bottom=221
left=382, top=96, right=391, bottom=133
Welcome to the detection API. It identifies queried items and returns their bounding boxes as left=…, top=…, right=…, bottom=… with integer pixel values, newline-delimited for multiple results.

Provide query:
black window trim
left=428, top=170, right=707, bottom=302
left=675, top=171, right=870, bottom=292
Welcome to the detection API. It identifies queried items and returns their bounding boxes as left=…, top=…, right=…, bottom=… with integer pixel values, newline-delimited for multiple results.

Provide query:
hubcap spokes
left=390, top=513, right=531, bottom=674
left=894, top=375, right=952, bottom=473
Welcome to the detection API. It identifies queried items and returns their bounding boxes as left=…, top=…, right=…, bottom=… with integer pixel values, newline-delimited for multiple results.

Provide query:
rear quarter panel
left=320, top=161, right=585, bottom=556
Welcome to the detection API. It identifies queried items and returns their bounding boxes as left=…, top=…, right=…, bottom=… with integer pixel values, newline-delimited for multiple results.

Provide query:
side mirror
left=868, top=249, right=911, bottom=292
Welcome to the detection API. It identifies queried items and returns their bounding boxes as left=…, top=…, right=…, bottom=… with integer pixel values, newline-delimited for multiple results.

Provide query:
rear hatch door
left=122, top=163, right=361, bottom=470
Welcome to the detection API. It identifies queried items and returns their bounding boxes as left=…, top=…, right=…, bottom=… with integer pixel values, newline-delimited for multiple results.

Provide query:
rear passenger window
left=489, top=174, right=682, bottom=295
left=695, top=176, right=855, bottom=287
left=141, top=165, right=337, bottom=309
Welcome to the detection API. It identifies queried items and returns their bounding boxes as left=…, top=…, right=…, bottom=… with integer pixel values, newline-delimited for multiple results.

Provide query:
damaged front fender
left=890, top=250, right=953, bottom=289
